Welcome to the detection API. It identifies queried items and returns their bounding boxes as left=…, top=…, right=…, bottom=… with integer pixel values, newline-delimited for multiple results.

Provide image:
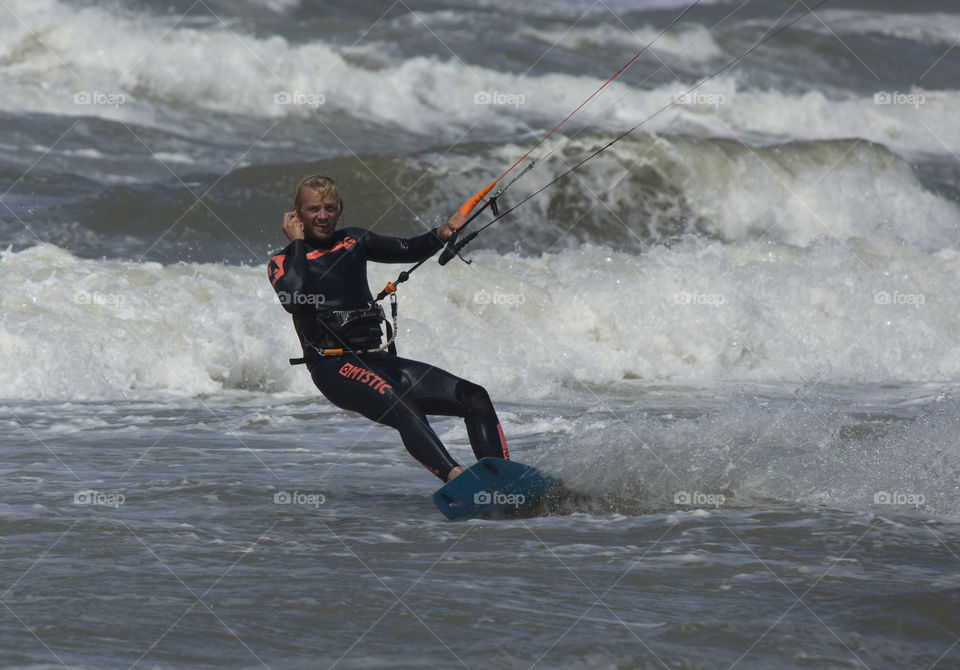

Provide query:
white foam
left=542, top=388, right=960, bottom=517
left=0, top=243, right=310, bottom=401
left=706, top=84, right=960, bottom=159
left=3, top=230, right=960, bottom=402
left=668, top=135, right=960, bottom=250
left=151, top=152, right=197, bottom=164
left=574, top=77, right=960, bottom=158
left=384, top=238, right=960, bottom=394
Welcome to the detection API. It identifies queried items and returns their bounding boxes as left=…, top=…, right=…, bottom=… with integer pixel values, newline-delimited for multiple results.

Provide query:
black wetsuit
left=268, top=226, right=509, bottom=480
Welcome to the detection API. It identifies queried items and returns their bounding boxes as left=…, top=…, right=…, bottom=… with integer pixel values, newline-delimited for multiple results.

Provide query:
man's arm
left=362, top=211, right=468, bottom=263
left=267, top=212, right=309, bottom=306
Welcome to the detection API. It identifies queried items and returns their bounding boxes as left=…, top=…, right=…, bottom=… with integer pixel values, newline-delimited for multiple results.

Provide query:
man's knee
left=455, top=380, right=494, bottom=415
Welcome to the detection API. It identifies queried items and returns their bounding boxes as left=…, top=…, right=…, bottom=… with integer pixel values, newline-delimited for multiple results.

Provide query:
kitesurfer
left=268, top=175, right=510, bottom=482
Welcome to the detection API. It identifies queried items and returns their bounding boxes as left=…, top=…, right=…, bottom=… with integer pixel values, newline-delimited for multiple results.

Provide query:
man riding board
left=268, top=175, right=510, bottom=482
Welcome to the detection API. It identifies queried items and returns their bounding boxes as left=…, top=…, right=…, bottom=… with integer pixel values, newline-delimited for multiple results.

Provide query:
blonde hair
left=294, top=175, right=343, bottom=214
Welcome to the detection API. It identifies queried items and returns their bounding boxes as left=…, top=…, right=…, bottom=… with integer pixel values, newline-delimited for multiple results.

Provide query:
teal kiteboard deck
left=432, top=457, right=558, bottom=520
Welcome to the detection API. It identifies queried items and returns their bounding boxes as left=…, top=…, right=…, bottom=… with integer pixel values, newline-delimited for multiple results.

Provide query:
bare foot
left=446, top=466, right=464, bottom=482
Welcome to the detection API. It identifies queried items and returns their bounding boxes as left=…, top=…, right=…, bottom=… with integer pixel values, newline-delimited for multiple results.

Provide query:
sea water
left=2, top=0, right=960, bottom=667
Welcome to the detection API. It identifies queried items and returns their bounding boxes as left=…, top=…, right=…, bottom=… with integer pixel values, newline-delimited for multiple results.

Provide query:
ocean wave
left=2, top=0, right=959, bottom=158
left=414, top=133, right=960, bottom=253
left=2, top=237, right=959, bottom=401
left=813, top=9, right=960, bottom=48
left=517, top=20, right=724, bottom=64
left=8, top=130, right=954, bottom=265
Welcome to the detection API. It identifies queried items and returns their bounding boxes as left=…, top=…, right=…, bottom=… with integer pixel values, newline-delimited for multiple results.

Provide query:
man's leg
left=308, top=356, right=461, bottom=481
left=377, top=356, right=510, bottom=462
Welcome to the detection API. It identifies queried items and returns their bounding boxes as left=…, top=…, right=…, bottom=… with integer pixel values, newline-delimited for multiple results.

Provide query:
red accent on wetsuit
left=268, top=253, right=286, bottom=286
left=496, top=423, right=510, bottom=460
left=338, top=362, right=393, bottom=395
left=305, top=236, right=356, bottom=260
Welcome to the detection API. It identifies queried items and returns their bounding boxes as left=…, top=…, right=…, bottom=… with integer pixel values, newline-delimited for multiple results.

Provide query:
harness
left=289, top=291, right=399, bottom=365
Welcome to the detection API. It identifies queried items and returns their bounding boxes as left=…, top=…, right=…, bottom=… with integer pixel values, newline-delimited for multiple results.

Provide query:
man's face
left=297, top=188, right=340, bottom=242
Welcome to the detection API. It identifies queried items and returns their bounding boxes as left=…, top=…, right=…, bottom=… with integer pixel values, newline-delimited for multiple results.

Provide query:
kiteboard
left=432, top=457, right=558, bottom=521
